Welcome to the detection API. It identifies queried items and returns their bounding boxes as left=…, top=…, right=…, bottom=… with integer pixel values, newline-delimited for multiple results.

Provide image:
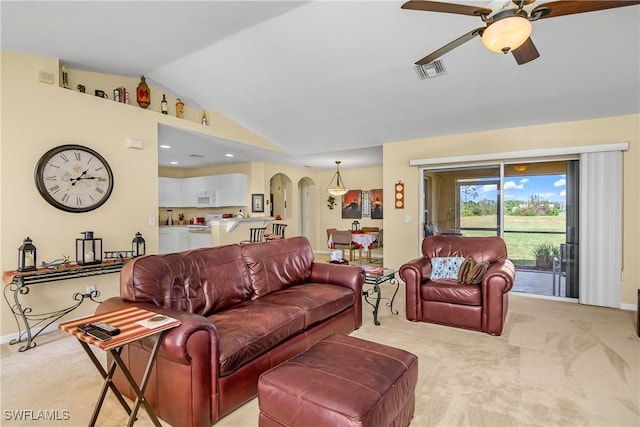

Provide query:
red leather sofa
left=399, top=235, right=515, bottom=336
left=97, top=236, right=364, bottom=427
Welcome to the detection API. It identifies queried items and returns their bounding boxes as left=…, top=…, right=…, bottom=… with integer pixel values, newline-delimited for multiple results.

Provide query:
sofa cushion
left=422, top=280, right=481, bottom=306
left=256, top=283, right=355, bottom=328
left=120, top=244, right=253, bottom=316
left=241, top=236, right=314, bottom=298
left=209, top=301, right=306, bottom=376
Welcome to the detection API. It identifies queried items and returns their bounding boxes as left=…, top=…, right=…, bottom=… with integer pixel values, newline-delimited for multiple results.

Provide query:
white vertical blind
left=579, top=151, right=622, bottom=308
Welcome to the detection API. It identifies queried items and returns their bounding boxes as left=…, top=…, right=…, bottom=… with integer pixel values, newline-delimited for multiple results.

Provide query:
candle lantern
left=132, top=232, right=146, bottom=257
left=351, top=221, right=360, bottom=232
left=76, top=231, right=102, bottom=265
left=17, top=237, right=37, bottom=272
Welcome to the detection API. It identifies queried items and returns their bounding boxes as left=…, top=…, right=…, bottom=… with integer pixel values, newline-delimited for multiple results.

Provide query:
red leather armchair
left=399, top=235, right=515, bottom=336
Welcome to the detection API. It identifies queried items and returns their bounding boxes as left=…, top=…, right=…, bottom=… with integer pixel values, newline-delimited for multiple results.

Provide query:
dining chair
left=368, top=229, right=383, bottom=263
left=331, top=230, right=357, bottom=261
left=240, top=227, right=267, bottom=244
left=361, top=226, right=380, bottom=233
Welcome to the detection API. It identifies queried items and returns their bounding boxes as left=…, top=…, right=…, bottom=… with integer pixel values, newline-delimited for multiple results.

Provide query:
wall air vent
left=189, top=154, right=205, bottom=158
left=413, top=59, right=447, bottom=80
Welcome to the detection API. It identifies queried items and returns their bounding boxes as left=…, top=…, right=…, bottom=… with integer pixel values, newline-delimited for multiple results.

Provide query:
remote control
left=91, top=322, right=120, bottom=336
left=86, top=328, right=112, bottom=341
left=76, top=324, right=112, bottom=341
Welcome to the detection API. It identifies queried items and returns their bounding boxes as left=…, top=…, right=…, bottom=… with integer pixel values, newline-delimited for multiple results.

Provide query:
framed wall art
left=252, top=194, right=264, bottom=213
left=370, top=189, right=383, bottom=219
left=341, top=190, right=362, bottom=219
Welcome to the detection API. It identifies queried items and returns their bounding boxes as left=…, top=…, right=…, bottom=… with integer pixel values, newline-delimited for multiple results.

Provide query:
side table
left=3, top=260, right=127, bottom=352
left=59, top=306, right=181, bottom=427
left=362, top=267, right=400, bottom=325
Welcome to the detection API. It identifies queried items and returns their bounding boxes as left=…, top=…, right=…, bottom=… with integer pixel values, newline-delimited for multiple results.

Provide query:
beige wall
left=383, top=115, right=640, bottom=305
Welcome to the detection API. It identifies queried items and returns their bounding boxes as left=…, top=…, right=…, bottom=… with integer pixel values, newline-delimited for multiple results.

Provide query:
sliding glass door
left=422, top=159, right=579, bottom=299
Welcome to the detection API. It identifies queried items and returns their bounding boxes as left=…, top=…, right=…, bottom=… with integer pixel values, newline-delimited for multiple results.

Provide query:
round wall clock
left=34, top=144, right=114, bottom=213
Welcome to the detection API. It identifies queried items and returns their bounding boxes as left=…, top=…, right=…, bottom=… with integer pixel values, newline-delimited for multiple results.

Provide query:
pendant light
left=326, top=161, right=348, bottom=196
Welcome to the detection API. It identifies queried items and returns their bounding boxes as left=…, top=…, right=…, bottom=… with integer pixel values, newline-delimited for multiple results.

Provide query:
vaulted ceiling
left=3, top=1, right=639, bottom=169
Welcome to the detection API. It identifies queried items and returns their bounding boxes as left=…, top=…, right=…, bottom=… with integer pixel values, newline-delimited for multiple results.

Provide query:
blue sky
left=474, top=174, right=567, bottom=203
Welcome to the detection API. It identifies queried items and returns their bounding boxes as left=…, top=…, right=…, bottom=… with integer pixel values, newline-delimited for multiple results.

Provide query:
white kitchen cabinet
left=158, top=177, right=183, bottom=207
left=188, top=230, right=212, bottom=249
left=217, top=173, right=248, bottom=207
left=158, top=227, right=191, bottom=253
left=159, top=173, right=247, bottom=208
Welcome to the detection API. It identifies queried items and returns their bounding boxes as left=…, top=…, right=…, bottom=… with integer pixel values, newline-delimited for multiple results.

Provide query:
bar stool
left=240, top=227, right=266, bottom=244
left=266, top=223, right=287, bottom=240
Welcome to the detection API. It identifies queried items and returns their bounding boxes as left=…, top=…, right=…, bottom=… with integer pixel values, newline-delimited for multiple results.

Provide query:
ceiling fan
left=402, top=0, right=640, bottom=65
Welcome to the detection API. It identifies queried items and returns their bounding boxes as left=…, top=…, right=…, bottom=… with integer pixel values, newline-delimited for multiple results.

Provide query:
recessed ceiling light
left=160, top=145, right=171, bottom=149
left=225, top=153, right=234, bottom=157
left=170, top=161, right=178, bottom=165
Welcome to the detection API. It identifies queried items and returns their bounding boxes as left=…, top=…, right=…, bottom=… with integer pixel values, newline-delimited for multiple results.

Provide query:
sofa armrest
left=309, top=262, right=365, bottom=327
left=399, top=257, right=432, bottom=321
left=96, top=297, right=219, bottom=366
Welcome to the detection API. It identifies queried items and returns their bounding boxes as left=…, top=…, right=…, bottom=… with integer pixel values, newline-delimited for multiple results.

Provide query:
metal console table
left=2, top=261, right=127, bottom=352
left=362, top=268, right=400, bottom=326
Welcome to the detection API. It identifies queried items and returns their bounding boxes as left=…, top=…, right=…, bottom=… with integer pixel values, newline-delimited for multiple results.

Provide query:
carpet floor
left=1, top=288, right=638, bottom=426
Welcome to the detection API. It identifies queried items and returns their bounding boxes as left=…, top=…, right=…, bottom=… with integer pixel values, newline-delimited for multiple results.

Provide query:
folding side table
left=59, top=306, right=181, bottom=427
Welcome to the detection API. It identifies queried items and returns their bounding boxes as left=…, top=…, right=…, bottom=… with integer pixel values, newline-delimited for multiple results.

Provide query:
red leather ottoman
left=257, top=334, right=418, bottom=427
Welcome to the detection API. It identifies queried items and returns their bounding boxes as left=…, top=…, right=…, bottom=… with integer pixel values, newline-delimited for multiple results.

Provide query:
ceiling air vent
left=413, top=60, right=447, bottom=80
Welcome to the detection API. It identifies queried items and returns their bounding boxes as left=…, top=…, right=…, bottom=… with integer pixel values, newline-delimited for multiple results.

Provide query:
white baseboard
left=0, top=323, right=60, bottom=346
left=620, top=302, right=638, bottom=311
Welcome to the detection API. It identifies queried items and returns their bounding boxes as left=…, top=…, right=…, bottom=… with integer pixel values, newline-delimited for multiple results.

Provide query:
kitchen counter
left=210, top=217, right=275, bottom=246
left=209, top=217, right=274, bottom=232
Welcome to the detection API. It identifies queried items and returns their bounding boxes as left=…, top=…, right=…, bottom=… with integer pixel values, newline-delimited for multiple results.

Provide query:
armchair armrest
left=481, top=259, right=515, bottom=335
left=399, top=257, right=432, bottom=321
left=96, top=297, right=219, bottom=366
left=481, top=259, right=515, bottom=294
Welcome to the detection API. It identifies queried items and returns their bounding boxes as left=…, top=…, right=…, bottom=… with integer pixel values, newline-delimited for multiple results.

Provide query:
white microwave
left=196, top=190, right=218, bottom=207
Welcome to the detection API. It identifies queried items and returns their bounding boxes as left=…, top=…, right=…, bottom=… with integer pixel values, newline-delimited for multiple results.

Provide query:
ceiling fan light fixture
left=482, top=15, right=532, bottom=53
left=326, top=160, right=348, bottom=196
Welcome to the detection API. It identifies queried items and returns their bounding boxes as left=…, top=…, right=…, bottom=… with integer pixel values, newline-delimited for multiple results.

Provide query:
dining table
left=327, top=231, right=378, bottom=252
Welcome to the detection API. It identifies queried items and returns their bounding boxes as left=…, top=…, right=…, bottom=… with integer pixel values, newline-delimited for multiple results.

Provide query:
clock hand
left=70, top=169, right=90, bottom=186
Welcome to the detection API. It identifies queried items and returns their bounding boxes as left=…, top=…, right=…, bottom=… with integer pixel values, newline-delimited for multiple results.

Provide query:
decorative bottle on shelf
left=166, top=209, right=174, bottom=226
left=161, top=94, right=168, bottom=114
left=136, top=76, right=151, bottom=109
left=176, top=99, right=185, bottom=118
left=201, top=111, right=207, bottom=125
left=61, top=64, right=69, bottom=89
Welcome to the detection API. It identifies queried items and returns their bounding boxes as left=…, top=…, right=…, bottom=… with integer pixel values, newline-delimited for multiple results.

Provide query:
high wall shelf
left=3, top=261, right=128, bottom=352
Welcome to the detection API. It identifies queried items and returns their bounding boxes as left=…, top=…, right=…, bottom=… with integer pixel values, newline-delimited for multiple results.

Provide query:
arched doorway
left=269, top=173, right=292, bottom=220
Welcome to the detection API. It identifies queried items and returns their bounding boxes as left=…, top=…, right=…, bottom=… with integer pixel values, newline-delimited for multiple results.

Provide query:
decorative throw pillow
left=430, top=257, right=465, bottom=280
left=458, top=256, right=490, bottom=285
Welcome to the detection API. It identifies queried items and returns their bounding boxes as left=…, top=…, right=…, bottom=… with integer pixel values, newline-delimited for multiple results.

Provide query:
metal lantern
left=18, top=237, right=37, bottom=272
left=351, top=221, right=360, bottom=232
left=132, top=232, right=146, bottom=257
left=76, top=231, right=102, bottom=265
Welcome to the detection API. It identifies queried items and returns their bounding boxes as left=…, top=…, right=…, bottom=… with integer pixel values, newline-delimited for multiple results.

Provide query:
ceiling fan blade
left=531, top=1, right=640, bottom=20
left=416, top=27, right=484, bottom=65
left=401, top=0, right=491, bottom=17
left=511, top=38, right=540, bottom=65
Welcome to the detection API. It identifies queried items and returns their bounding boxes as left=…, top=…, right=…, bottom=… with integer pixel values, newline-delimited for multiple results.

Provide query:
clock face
left=34, top=145, right=114, bottom=213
